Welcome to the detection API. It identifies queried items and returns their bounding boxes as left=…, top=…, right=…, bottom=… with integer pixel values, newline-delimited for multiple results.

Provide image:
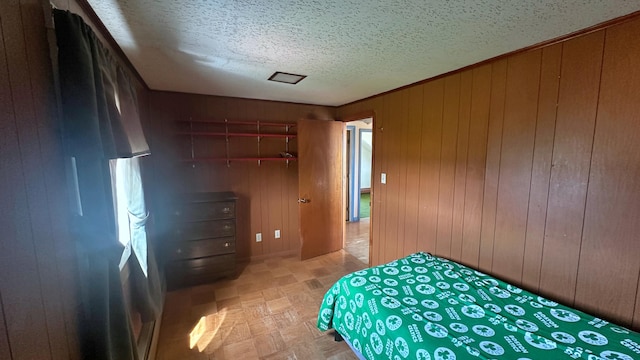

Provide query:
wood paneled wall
left=147, top=92, right=336, bottom=261
left=0, top=1, right=81, bottom=359
left=338, top=16, right=640, bottom=330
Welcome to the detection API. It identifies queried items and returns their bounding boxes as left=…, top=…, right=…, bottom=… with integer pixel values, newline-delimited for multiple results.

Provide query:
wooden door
left=298, top=119, right=345, bottom=260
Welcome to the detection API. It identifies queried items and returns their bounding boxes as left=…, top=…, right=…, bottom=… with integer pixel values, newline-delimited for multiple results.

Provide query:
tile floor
left=156, top=250, right=366, bottom=359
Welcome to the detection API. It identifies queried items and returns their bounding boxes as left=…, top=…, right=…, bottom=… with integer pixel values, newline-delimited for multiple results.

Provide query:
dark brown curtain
left=54, top=9, right=157, bottom=360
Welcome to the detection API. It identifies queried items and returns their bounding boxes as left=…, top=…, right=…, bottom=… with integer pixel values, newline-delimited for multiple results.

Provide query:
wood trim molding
left=150, top=89, right=339, bottom=109
left=339, top=110, right=375, bottom=123
left=340, top=10, right=640, bottom=108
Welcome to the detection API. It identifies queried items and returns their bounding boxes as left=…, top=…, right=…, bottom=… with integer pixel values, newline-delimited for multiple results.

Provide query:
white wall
left=360, top=130, right=372, bottom=189
left=346, top=118, right=372, bottom=220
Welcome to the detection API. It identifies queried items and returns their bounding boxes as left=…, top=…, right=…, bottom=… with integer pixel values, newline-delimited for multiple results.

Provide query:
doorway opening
left=344, top=117, right=373, bottom=265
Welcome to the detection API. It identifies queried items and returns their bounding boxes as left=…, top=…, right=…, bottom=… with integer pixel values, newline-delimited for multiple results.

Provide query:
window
left=110, top=156, right=150, bottom=276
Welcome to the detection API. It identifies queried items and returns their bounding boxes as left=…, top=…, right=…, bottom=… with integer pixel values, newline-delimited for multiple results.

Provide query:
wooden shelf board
left=176, top=131, right=296, bottom=138
left=178, top=119, right=296, bottom=127
left=181, top=157, right=297, bottom=162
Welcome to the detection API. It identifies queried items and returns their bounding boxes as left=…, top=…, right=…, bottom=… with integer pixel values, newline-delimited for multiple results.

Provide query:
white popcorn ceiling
left=87, top=0, right=640, bottom=106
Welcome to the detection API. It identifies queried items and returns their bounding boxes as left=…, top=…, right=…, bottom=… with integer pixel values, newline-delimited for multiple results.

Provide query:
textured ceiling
left=86, top=1, right=640, bottom=106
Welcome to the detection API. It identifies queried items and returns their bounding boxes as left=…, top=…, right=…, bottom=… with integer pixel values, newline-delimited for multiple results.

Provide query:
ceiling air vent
left=268, top=71, right=306, bottom=84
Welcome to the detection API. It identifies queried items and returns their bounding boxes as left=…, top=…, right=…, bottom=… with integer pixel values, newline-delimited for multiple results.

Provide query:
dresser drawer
left=165, top=192, right=237, bottom=290
left=166, top=254, right=236, bottom=289
left=175, top=219, right=235, bottom=240
left=167, top=237, right=235, bottom=260
left=172, top=201, right=235, bottom=221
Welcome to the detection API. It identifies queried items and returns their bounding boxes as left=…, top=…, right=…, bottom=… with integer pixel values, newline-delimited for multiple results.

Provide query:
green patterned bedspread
left=317, top=252, right=640, bottom=360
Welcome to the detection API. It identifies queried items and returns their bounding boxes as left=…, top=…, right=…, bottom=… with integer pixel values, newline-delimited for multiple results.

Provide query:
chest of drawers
left=165, top=191, right=237, bottom=290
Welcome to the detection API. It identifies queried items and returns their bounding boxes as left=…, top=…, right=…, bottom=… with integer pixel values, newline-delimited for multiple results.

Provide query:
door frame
left=358, top=128, right=372, bottom=219
left=339, top=111, right=375, bottom=266
left=346, top=125, right=358, bottom=222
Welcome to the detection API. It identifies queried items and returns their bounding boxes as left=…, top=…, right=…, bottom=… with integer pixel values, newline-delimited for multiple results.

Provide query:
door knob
left=298, top=198, right=310, bottom=203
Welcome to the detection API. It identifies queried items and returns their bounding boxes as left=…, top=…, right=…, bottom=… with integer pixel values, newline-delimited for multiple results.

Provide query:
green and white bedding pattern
left=317, top=252, right=640, bottom=360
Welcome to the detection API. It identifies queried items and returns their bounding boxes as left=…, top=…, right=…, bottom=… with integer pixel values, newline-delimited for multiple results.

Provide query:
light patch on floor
left=156, top=250, right=365, bottom=359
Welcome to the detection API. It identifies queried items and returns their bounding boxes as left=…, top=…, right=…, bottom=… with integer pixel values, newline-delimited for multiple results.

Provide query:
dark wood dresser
left=165, top=191, right=237, bottom=290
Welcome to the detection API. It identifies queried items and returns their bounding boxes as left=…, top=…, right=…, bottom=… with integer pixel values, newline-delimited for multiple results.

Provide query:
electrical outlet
left=275, top=229, right=281, bottom=239
left=256, top=233, right=262, bottom=242
left=381, top=173, right=387, bottom=184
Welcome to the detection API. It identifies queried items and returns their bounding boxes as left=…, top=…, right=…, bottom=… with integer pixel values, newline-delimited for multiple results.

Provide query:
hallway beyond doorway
left=345, top=218, right=369, bottom=264
left=359, top=192, right=370, bottom=218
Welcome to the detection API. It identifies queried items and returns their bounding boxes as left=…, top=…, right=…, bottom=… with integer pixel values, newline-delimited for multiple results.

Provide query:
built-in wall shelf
left=176, top=131, right=296, bottom=139
left=176, top=119, right=297, bottom=166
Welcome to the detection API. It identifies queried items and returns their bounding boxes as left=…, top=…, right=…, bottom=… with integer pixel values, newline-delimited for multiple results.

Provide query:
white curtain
left=111, top=157, right=149, bottom=276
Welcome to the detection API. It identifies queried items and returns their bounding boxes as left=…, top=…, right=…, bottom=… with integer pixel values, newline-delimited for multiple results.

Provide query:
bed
left=317, top=252, right=640, bottom=360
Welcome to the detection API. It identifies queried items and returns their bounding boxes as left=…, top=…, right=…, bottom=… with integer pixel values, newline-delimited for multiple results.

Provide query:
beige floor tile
left=215, top=296, right=242, bottom=311
left=273, top=274, right=297, bottom=286
left=191, top=301, right=218, bottom=318
left=266, top=297, right=291, bottom=314
left=291, top=270, right=314, bottom=282
left=247, top=315, right=276, bottom=337
left=262, top=287, right=285, bottom=301
left=243, top=301, right=270, bottom=319
left=279, top=282, right=307, bottom=296
left=214, top=286, right=238, bottom=301
left=157, top=250, right=366, bottom=360
left=270, top=266, right=293, bottom=277
left=260, top=348, right=297, bottom=360
left=253, top=331, right=286, bottom=358
left=221, top=321, right=252, bottom=345
left=222, top=338, right=259, bottom=358
left=279, top=322, right=313, bottom=343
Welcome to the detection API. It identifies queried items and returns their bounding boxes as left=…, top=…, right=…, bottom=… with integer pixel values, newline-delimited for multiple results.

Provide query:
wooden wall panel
left=574, top=17, right=640, bottom=326
left=491, top=51, right=541, bottom=285
left=249, top=163, right=265, bottom=256
left=283, top=105, right=299, bottom=254
left=286, top=163, right=299, bottom=253
left=148, top=92, right=336, bottom=260
left=478, top=60, right=507, bottom=272
left=0, top=1, right=81, bottom=358
left=368, top=96, right=385, bottom=265
left=635, top=281, right=640, bottom=329
left=415, top=79, right=444, bottom=255
left=521, top=44, right=562, bottom=291
left=0, top=10, right=51, bottom=358
left=373, top=95, right=388, bottom=263
left=450, top=70, right=472, bottom=262
left=228, top=163, right=251, bottom=259
left=435, top=74, right=460, bottom=258
left=394, top=90, right=410, bottom=260
left=339, top=18, right=640, bottom=330
left=382, top=91, right=403, bottom=263
left=1, top=3, right=46, bottom=358
left=460, top=65, right=491, bottom=267
left=539, top=32, right=604, bottom=304
left=244, top=100, right=265, bottom=257
left=18, top=2, right=78, bottom=358
left=402, top=85, right=424, bottom=255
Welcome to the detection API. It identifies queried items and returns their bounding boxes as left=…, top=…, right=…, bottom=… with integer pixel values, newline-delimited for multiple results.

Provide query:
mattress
left=318, top=252, right=640, bottom=360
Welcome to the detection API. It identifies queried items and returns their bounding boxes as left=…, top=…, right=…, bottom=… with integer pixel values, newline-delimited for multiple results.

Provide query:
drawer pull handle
left=224, top=242, right=230, bottom=248
left=223, top=225, right=231, bottom=230
left=222, top=207, right=231, bottom=214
